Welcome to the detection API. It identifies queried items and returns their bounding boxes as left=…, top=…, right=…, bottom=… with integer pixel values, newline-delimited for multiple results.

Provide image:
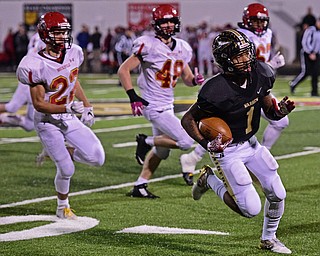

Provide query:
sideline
left=1, top=146, right=319, bottom=209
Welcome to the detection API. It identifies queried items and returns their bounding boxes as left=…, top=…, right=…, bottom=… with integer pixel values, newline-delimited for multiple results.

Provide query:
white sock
left=135, top=177, right=149, bottom=186
left=57, top=198, right=69, bottom=209
left=207, top=174, right=227, bottom=201
left=145, top=136, right=154, bottom=146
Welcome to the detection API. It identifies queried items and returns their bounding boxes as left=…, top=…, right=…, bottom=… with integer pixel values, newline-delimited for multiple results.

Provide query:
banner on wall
left=23, top=4, right=72, bottom=31
left=128, top=3, right=179, bottom=31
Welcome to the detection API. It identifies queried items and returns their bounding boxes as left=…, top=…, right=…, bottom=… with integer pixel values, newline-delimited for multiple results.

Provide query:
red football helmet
left=151, top=4, right=180, bottom=39
left=242, top=3, right=269, bottom=36
left=37, top=12, right=72, bottom=51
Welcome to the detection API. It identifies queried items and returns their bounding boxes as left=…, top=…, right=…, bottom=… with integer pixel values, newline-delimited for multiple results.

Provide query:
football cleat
left=126, top=183, right=159, bottom=199
left=35, top=148, right=49, bottom=167
left=182, top=172, right=194, bottom=186
left=260, top=238, right=292, bottom=254
left=135, top=134, right=151, bottom=165
left=192, top=165, right=213, bottom=200
left=56, top=207, right=77, bottom=220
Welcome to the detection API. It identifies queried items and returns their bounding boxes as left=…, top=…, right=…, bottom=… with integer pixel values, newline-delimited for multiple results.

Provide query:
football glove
left=267, top=52, right=285, bottom=69
left=80, top=106, right=95, bottom=127
left=126, top=89, right=149, bottom=116
left=272, top=96, right=295, bottom=118
left=193, top=67, right=205, bottom=85
left=66, top=101, right=84, bottom=114
left=207, top=133, right=233, bottom=153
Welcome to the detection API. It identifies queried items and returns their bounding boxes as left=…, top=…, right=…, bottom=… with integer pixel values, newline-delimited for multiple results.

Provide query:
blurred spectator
left=76, top=24, right=90, bottom=72
left=294, top=7, right=316, bottom=63
left=13, top=23, right=29, bottom=69
left=115, top=27, right=136, bottom=85
left=102, top=28, right=115, bottom=74
left=197, top=31, right=215, bottom=77
left=90, top=26, right=102, bottom=72
left=0, top=28, right=15, bottom=70
left=290, top=17, right=320, bottom=97
left=301, top=6, right=316, bottom=30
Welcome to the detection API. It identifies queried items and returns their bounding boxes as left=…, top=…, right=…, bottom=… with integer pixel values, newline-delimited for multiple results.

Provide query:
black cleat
left=182, top=172, right=194, bottom=186
left=126, top=183, right=159, bottom=199
left=135, top=134, right=152, bottom=165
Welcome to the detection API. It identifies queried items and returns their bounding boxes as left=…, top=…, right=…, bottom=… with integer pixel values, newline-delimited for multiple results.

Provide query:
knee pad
left=153, top=146, right=170, bottom=160
left=229, top=161, right=261, bottom=218
left=176, top=135, right=194, bottom=150
left=56, top=157, right=75, bottom=179
left=268, top=176, right=286, bottom=202
left=237, top=186, right=261, bottom=218
left=73, top=143, right=105, bottom=167
left=21, top=116, right=34, bottom=131
left=5, top=102, right=20, bottom=113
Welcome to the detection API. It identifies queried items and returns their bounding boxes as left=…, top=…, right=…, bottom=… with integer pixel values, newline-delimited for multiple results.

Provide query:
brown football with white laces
left=199, top=117, right=232, bottom=143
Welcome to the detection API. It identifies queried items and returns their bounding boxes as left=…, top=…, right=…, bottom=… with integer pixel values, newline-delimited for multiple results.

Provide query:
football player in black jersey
left=181, top=29, right=294, bottom=254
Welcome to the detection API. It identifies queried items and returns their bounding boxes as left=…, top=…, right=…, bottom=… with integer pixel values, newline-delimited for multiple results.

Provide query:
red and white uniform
left=17, top=44, right=83, bottom=124
left=238, top=28, right=272, bottom=62
left=17, top=44, right=104, bottom=195
left=133, top=35, right=194, bottom=153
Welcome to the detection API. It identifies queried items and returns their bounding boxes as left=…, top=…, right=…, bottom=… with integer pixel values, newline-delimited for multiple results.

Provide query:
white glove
left=66, top=101, right=84, bottom=114
left=80, top=106, right=95, bottom=127
left=267, top=51, right=285, bottom=69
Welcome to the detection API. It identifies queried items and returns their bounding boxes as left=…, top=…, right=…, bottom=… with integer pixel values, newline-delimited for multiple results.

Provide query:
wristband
left=199, top=138, right=208, bottom=150
left=192, top=77, right=198, bottom=86
left=126, top=89, right=137, bottom=102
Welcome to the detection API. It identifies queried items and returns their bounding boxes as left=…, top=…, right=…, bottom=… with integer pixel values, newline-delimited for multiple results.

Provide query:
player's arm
left=118, top=54, right=140, bottom=92
left=262, top=94, right=295, bottom=120
left=181, top=65, right=204, bottom=86
left=118, top=54, right=149, bottom=116
left=74, top=80, right=91, bottom=107
left=181, top=103, right=209, bottom=149
left=74, top=80, right=95, bottom=127
left=30, top=84, right=67, bottom=114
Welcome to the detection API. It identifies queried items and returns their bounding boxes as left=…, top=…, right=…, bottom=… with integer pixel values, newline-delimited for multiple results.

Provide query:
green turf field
left=0, top=73, right=319, bottom=255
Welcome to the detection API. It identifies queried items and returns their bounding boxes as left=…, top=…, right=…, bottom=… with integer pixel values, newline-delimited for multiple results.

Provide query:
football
left=199, top=117, right=232, bottom=143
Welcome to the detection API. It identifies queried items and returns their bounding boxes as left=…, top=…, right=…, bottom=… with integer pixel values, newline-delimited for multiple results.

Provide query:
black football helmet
left=151, top=4, right=181, bottom=39
left=212, top=29, right=256, bottom=76
left=37, top=12, right=72, bottom=51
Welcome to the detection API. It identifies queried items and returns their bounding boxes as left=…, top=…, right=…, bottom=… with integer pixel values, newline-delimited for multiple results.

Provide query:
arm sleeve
left=301, top=27, right=316, bottom=54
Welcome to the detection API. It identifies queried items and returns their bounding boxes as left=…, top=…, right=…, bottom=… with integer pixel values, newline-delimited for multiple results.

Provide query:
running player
left=16, top=12, right=105, bottom=219
left=118, top=4, right=204, bottom=198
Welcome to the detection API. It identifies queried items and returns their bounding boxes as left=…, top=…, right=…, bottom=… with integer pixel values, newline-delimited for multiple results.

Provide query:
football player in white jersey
left=118, top=4, right=204, bottom=198
left=0, top=32, right=46, bottom=131
left=179, top=3, right=289, bottom=177
left=16, top=12, right=105, bottom=219
left=238, top=3, right=288, bottom=150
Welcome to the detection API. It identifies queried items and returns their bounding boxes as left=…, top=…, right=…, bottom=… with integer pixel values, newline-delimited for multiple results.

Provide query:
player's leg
left=35, top=122, right=76, bottom=219
left=193, top=143, right=262, bottom=218
left=289, top=51, right=308, bottom=94
left=246, top=143, right=291, bottom=253
left=260, top=110, right=289, bottom=150
left=64, top=119, right=105, bottom=167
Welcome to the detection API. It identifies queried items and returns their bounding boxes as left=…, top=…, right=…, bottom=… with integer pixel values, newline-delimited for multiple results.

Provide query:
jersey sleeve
left=256, top=61, right=276, bottom=93
left=72, top=44, right=84, bottom=66
left=16, top=55, right=45, bottom=87
left=132, top=36, right=152, bottom=60
left=179, top=39, right=193, bottom=64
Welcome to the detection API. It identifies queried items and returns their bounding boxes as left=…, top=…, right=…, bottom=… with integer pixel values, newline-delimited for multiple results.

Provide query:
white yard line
left=0, top=147, right=319, bottom=209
